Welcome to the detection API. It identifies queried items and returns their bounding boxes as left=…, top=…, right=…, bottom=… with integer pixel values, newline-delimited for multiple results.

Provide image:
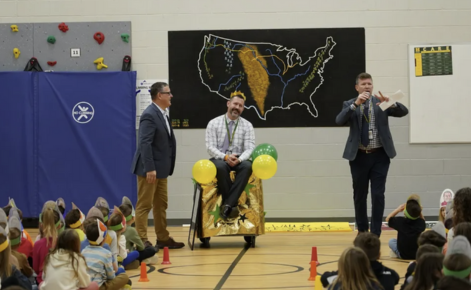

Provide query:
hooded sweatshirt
left=321, top=260, right=399, bottom=290
left=40, top=249, right=92, bottom=290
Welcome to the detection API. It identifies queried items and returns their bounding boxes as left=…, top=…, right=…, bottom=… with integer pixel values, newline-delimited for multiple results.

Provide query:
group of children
left=2, top=187, right=471, bottom=290
left=321, top=187, right=471, bottom=290
left=0, top=196, right=158, bottom=290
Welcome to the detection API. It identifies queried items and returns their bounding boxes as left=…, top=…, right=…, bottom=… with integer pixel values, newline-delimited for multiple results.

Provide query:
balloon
left=192, top=160, right=217, bottom=184
left=252, top=155, right=277, bottom=180
left=252, top=143, right=278, bottom=161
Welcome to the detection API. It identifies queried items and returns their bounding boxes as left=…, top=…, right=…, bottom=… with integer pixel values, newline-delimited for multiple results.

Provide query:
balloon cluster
left=191, top=143, right=278, bottom=184
left=251, top=143, right=278, bottom=180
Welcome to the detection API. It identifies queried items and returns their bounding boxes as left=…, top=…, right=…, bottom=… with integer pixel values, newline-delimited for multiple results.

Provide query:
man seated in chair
left=205, top=91, right=255, bottom=220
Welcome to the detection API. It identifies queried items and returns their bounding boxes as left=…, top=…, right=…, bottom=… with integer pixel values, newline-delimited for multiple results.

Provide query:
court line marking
left=214, top=243, right=250, bottom=290
left=156, top=262, right=304, bottom=277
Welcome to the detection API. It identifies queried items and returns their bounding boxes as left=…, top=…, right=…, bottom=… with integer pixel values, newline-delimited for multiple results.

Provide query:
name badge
left=368, top=130, right=373, bottom=140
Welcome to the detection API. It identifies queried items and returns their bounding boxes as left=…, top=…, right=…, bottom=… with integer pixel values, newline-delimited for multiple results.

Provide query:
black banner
left=168, top=28, right=365, bottom=128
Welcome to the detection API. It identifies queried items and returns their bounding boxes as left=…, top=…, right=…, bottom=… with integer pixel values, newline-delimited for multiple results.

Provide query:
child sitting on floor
left=65, top=203, right=87, bottom=242
left=322, top=233, right=399, bottom=290
left=386, top=194, right=426, bottom=259
left=119, top=197, right=158, bottom=267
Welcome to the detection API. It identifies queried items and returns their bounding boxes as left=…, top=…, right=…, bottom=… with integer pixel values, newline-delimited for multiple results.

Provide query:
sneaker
left=389, top=250, right=399, bottom=258
left=143, top=255, right=159, bottom=265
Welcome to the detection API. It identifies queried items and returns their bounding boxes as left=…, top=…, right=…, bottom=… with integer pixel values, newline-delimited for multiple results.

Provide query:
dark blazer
left=335, top=97, right=408, bottom=161
left=131, top=103, right=176, bottom=178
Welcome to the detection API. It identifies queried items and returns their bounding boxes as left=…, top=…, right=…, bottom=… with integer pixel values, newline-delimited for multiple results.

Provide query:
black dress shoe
left=229, top=206, right=239, bottom=219
left=221, top=204, right=232, bottom=220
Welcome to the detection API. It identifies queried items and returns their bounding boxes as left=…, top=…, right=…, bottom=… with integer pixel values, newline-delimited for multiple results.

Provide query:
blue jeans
left=389, top=238, right=401, bottom=258
left=122, top=250, right=140, bottom=267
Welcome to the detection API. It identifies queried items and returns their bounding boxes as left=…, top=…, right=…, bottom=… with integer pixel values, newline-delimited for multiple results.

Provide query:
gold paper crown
left=230, top=90, right=246, bottom=100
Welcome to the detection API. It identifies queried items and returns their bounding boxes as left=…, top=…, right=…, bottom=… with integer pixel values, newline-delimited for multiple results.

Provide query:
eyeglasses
left=160, top=92, right=172, bottom=95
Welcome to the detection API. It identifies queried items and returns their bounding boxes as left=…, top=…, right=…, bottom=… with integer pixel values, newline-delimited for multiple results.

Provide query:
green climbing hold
left=121, top=33, right=130, bottom=43
left=47, top=36, right=56, bottom=44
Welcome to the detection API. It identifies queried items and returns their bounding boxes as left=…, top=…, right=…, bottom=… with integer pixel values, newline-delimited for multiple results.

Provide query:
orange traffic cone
left=308, top=261, right=317, bottom=281
left=138, top=262, right=149, bottom=282
left=161, top=246, right=171, bottom=264
left=310, top=246, right=320, bottom=265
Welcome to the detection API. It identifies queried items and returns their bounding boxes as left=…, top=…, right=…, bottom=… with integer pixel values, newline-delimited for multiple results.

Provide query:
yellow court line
left=265, top=222, right=352, bottom=232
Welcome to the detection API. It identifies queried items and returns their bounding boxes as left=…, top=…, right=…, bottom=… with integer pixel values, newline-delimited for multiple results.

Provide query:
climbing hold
left=58, top=22, right=69, bottom=32
left=47, top=36, right=56, bottom=44
left=93, top=32, right=105, bottom=45
left=24, top=57, right=43, bottom=72
left=11, top=25, right=19, bottom=32
left=93, top=57, right=108, bottom=70
left=47, top=61, right=57, bottom=66
left=122, top=55, right=131, bottom=71
left=121, top=33, right=130, bottom=43
left=13, top=48, right=21, bottom=59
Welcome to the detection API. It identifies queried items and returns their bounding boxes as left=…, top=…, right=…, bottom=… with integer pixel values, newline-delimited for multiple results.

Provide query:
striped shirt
left=205, top=114, right=255, bottom=161
left=82, top=245, right=115, bottom=287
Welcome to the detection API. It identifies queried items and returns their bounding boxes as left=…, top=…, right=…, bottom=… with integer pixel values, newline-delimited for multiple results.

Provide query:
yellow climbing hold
left=13, top=48, right=21, bottom=59
left=93, top=57, right=108, bottom=70
left=11, top=25, right=19, bottom=32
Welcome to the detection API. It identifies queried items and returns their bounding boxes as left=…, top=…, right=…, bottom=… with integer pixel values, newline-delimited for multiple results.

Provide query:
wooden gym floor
left=126, top=227, right=409, bottom=290
left=27, top=227, right=410, bottom=290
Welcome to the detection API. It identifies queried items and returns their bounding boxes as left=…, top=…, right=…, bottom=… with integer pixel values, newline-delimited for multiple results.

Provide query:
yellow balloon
left=192, top=159, right=217, bottom=184
left=252, top=155, right=277, bottom=180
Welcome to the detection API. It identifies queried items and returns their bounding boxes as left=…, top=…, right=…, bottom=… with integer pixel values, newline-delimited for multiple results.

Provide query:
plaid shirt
left=351, top=100, right=382, bottom=149
left=205, top=114, right=255, bottom=161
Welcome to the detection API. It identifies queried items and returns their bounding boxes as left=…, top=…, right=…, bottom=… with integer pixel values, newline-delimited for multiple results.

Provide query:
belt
left=358, top=147, right=382, bottom=154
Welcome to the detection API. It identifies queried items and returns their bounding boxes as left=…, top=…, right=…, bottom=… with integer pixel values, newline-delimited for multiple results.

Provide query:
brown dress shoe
left=157, top=237, right=185, bottom=249
left=143, top=240, right=159, bottom=253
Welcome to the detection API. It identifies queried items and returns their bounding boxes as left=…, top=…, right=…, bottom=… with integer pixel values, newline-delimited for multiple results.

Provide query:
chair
left=191, top=171, right=265, bottom=248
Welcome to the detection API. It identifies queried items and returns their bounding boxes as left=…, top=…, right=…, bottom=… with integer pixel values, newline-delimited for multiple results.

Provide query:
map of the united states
left=198, top=35, right=336, bottom=120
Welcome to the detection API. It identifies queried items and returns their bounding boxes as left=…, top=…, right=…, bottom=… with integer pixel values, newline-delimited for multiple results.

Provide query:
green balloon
left=251, top=143, right=278, bottom=161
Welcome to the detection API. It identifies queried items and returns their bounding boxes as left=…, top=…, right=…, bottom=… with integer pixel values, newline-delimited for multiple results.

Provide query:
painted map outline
left=197, top=34, right=337, bottom=120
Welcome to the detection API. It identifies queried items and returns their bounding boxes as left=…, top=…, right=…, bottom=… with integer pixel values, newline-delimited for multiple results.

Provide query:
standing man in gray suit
left=131, top=82, right=184, bottom=249
left=336, top=73, right=408, bottom=237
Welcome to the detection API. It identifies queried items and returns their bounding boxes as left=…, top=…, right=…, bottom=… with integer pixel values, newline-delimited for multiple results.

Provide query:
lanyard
left=361, top=101, right=373, bottom=123
left=225, top=116, right=239, bottom=147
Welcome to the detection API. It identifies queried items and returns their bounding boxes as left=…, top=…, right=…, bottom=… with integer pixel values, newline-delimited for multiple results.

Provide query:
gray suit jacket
left=335, top=97, right=408, bottom=161
left=131, top=103, right=176, bottom=178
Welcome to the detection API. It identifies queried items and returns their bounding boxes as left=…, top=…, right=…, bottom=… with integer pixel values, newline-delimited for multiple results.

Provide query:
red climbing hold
left=58, top=22, right=69, bottom=32
left=47, top=61, right=57, bottom=66
left=94, top=32, right=105, bottom=45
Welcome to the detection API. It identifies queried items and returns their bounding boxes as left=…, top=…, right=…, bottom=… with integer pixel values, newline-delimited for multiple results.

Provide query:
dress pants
left=349, top=148, right=390, bottom=237
left=210, top=159, right=253, bottom=207
left=135, top=176, right=170, bottom=242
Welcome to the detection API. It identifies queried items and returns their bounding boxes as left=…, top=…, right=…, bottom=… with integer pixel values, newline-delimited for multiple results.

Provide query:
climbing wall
left=0, top=21, right=132, bottom=72
left=0, top=23, right=34, bottom=71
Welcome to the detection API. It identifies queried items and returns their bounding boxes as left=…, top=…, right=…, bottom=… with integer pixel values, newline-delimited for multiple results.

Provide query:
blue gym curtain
left=0, top=72, right=137, bottom=217
left=0, top=72, right=36, bottom=216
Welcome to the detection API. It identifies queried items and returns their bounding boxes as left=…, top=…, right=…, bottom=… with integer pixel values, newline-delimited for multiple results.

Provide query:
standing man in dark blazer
left=131, top=82, right=184, bottom=249
left=336, top=73, right=408, bottom=237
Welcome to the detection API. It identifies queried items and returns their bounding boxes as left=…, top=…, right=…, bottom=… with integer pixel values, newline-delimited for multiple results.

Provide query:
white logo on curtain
left=72, top=102, right=95, bottom=124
